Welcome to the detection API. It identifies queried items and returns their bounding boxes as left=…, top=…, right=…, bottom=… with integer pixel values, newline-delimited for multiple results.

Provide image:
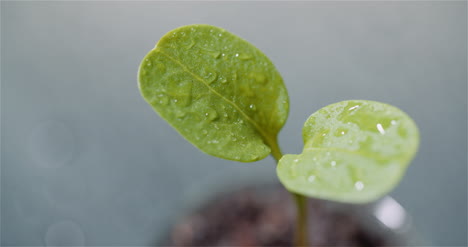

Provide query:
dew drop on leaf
left=232, top=71, right=238, bottom=81
left=354, top=181, right=365, bottom=191
left=204, top=71, right=218, bottom=84
left=175, top=110, right=186, bottom=118
left=253, top=73, right=266, bottom=84
left=376, top=123, right=386, bottom=135
left=204, top=108, right=218, bottom=122
left=157, top=94, right=169, bottom=105
left=239, top=53, right=252, bottom=60
left=348, top=105, right=360, bottom=111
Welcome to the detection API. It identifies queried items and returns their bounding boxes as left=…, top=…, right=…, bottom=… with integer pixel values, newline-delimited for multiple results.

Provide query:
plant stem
left=269, top=137, right=284, bottom=162
left=293, top=193, right=309, bottom=247
left=270, top=139, right=309, bottom=247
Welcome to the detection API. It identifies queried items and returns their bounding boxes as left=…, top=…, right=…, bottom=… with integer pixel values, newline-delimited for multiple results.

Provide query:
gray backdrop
left=2, top=1, right=467, bottom=246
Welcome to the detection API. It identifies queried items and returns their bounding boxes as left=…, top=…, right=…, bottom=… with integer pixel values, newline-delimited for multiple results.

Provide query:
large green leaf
left=277, top=100, right=419, bottom=203
left=138, top=24, right=289, bottom=162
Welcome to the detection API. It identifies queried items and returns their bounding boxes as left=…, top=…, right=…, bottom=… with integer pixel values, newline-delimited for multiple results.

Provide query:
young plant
left=138, top=24, right=419, bottom=246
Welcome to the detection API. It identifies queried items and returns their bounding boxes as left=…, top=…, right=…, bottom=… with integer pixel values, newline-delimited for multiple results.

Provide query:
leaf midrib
left=156, top=48, right=277, bottom=151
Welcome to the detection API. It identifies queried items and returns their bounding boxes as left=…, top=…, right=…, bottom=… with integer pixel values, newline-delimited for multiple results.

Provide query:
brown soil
left=166, top=186, right=393, bottom=246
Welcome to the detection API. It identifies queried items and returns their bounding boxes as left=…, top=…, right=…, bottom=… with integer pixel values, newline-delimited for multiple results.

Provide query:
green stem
left=268, top=137, right=284, bottom=162
left=293, top=193, right=309, bottom=247
left=270, top=139, right=309, bottom=247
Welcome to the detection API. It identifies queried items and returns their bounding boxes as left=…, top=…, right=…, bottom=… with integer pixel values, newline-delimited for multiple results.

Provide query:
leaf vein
left=156, top=49, right=276, bottom=150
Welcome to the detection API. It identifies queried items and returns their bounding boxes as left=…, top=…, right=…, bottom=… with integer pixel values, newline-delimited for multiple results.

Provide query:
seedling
left=138, top=24, right=419, bottom=246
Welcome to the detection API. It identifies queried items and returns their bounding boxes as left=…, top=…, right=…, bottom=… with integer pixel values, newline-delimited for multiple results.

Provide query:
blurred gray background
left=2, top=1, right=466, bottom=246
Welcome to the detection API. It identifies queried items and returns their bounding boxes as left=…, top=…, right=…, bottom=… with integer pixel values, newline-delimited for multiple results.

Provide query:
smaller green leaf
left=277, top=100, right=419, bottom=203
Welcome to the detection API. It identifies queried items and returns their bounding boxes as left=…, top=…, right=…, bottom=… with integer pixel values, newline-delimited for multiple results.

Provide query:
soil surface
left=166, top=186, right=389, bottom=246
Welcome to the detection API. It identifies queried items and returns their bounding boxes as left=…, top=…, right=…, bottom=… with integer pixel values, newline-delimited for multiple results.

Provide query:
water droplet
left=173, top=99, right=178, bottom=103
left=220, top=77, right=228, bottom=83
left=175, top=110, right=186, bottom=118
left=391, top=120, right=397, bottom=125
left=354, top=181, right=365, bottom=191
left=376, top=123, right=386, bottom=135
left=212, top=140, right=219, bottom=144
left=158, top=94, right=169, bottom=105
left=221, top=53, right=226, bottom=57
left=183, top=38, right=195, bottom=49
left=308, top=175, right=316, bottom=182
left=190, top=27, right=195, bottom=31
left=341, top=131, right=345, bottom=135
left=200, top=45, right=221, bottom=58
left=331, top=161, right=336, bottom=167
left=249, top=104, right=256, bottom=111
left=218, top=33, right=222, bottom=37
left=294, top=159, right=299, bottom=163
left=195, top=136, right=200, bottom=140
left=146, top=62, right=152, bottom=66
left=223, top=113, right=228, bottom=117
left=322, top=133, right=326, bottom=137
left=204, top=71, right=217, bottom=84
left=173, top=81, right=193, bottom=106
left=312, top=157, right=317, bottom=161
left=212, top=51, right=221, bottom=58
left=238, top=119, right=244, bottom=124
left=210, top=29, right=214, bottom=33
left=348, top=105, right=360, bottom=111
left=252, top=73, right=266, bottom=84
left=205, top=108, right=218, bottom=121
left=232, top=71, right=238, bottom=81
left=239, top=53, right=252, bottom=60
left=235, top=53, right=239, bottom=57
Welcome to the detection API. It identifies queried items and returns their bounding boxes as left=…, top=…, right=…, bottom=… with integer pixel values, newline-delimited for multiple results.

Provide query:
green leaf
left=277, top=100, right=419, bottom=203
left=138, top=24, right=289, bottom=162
